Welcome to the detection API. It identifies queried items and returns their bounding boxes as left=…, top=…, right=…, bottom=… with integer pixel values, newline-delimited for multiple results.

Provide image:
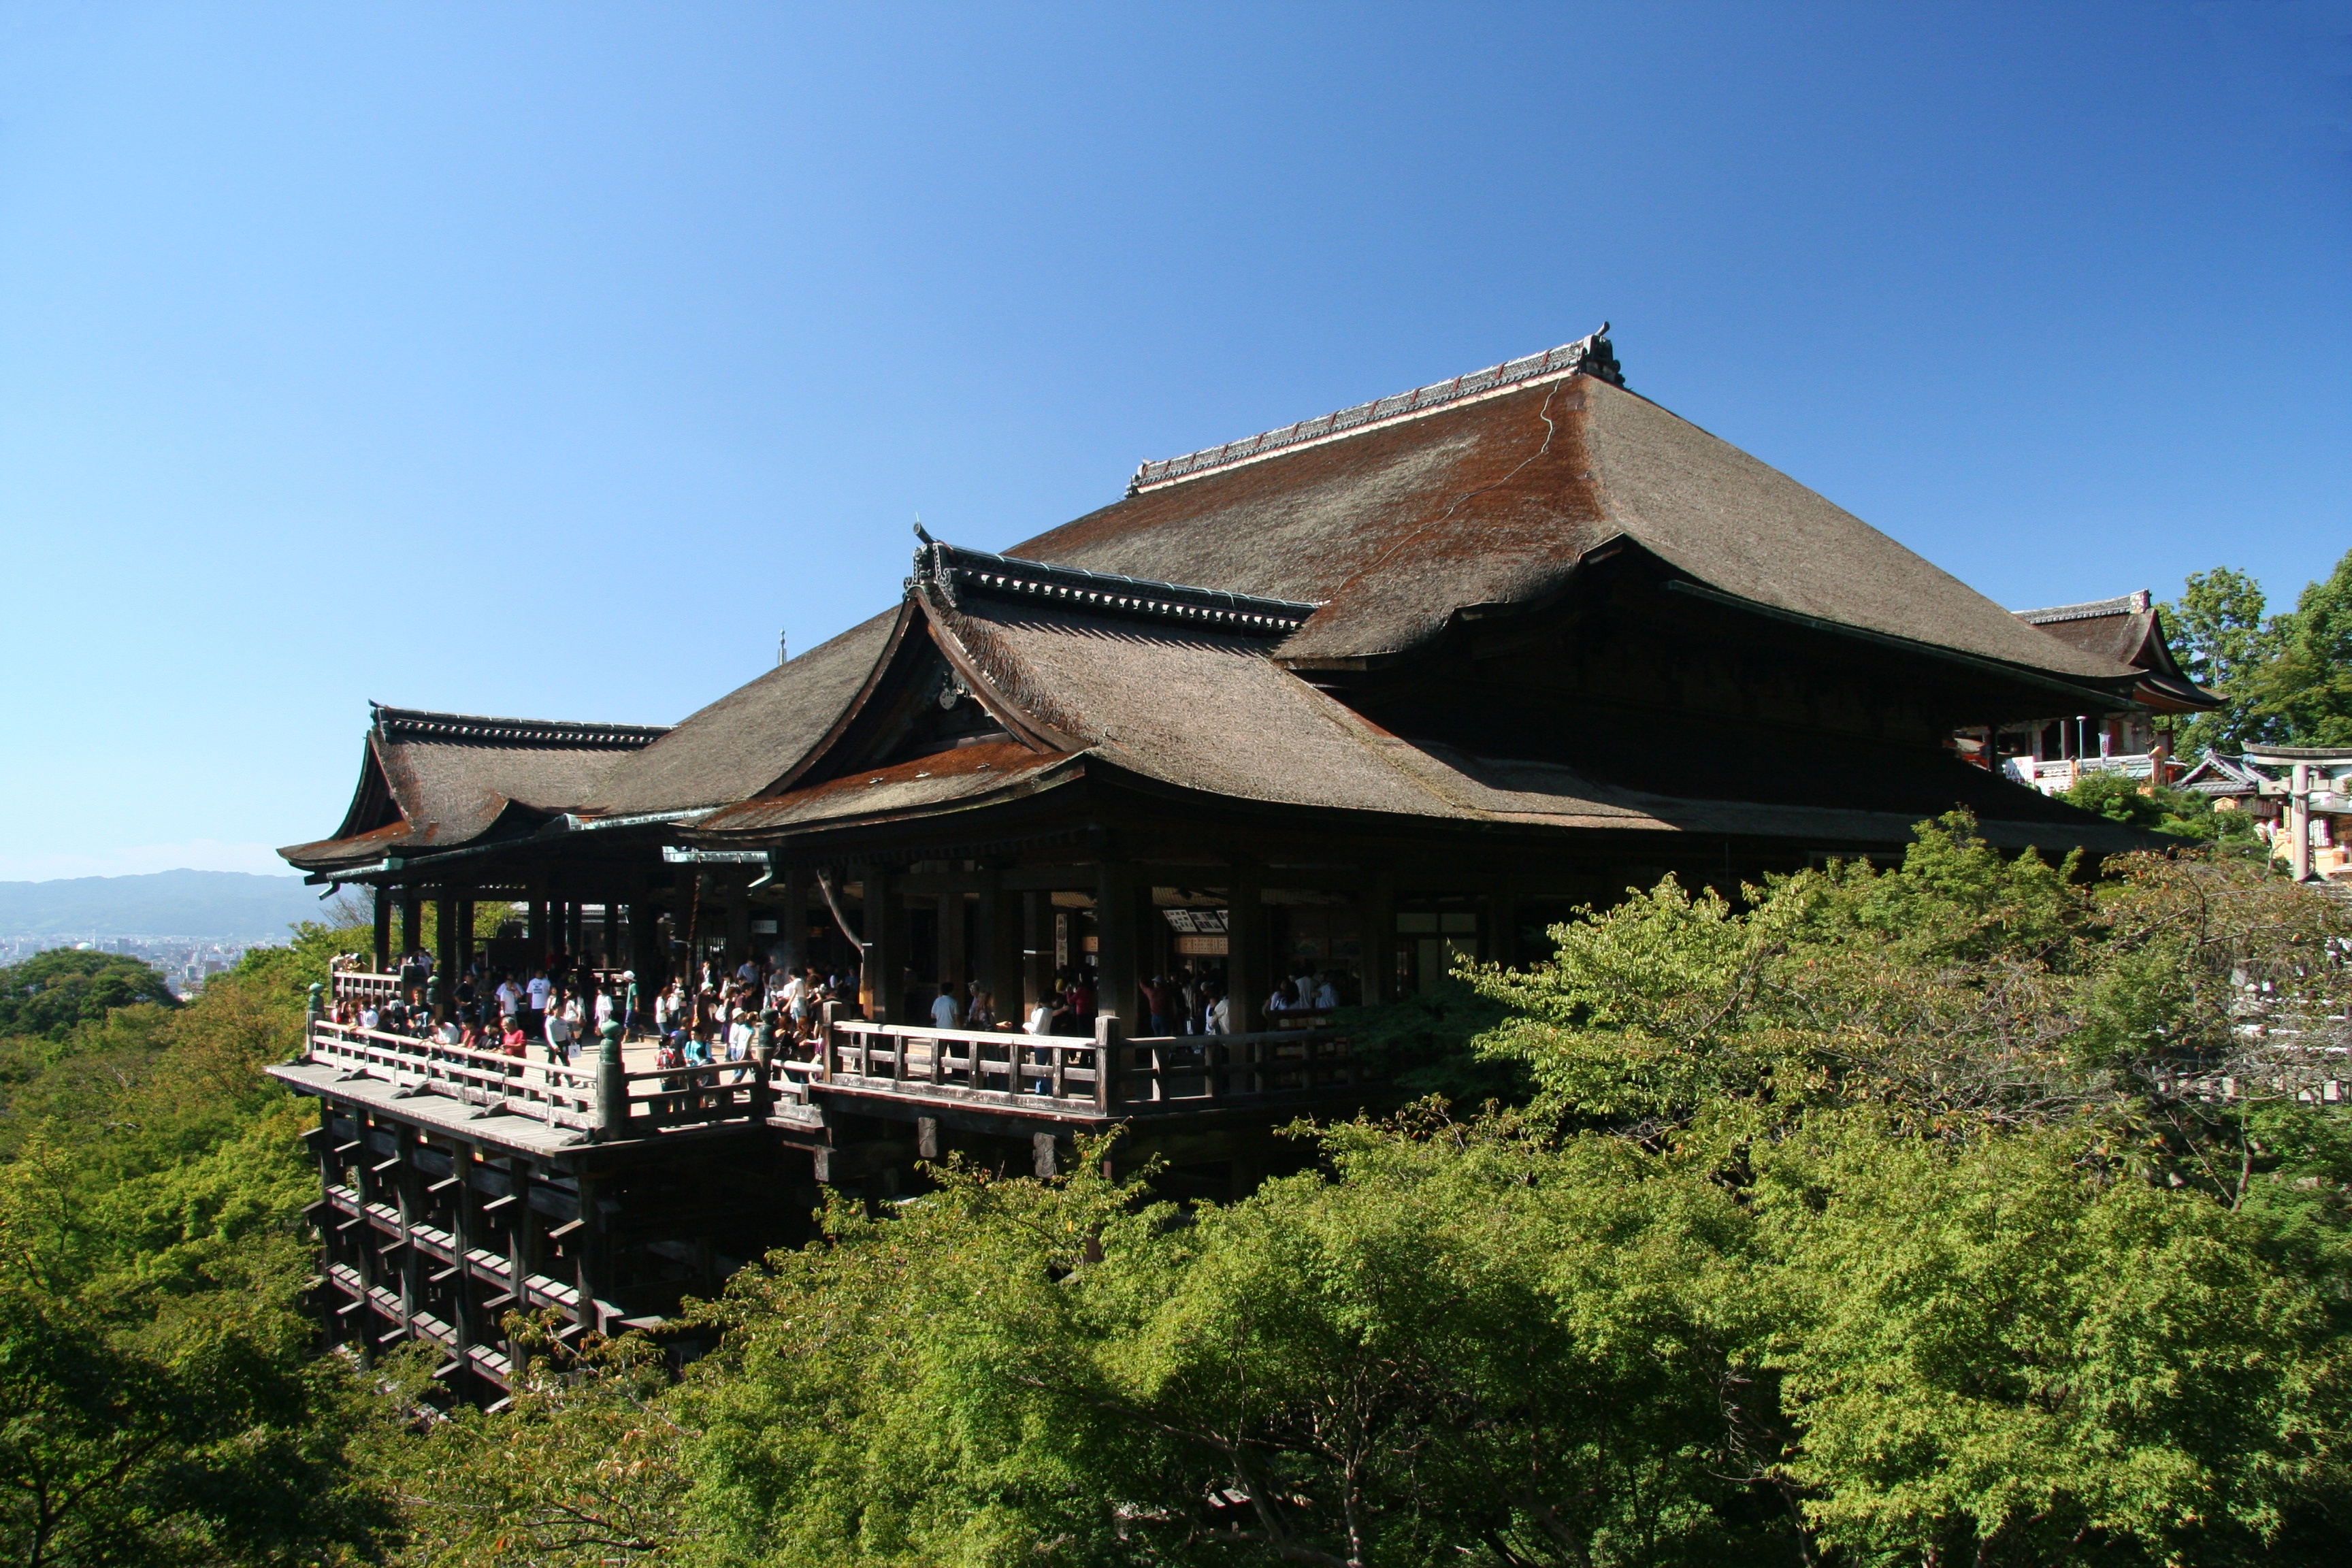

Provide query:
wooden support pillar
left=602, top=901, right=619, bottom=970
left=1486, top=881, right=1520, bottom=970
left=505, top=1164, right=537, bottom=1378
left=526, top=880, right=549, bottom=966
left=393, top=1132, right=423, bottom=1339
left=981, top=871, right=1021, bottom=1022
left=725, top=884, right=751, bottom=972
left=435, top=894, right=459, bottom=1000
left=447, top=1143, right=480, bottom=1361
left=779, top=866, right=810, bottom=977
left=1226, top=864, right=1263, bottom=1034
left=939, top=891, right=968, bottom=1002
left=1021, top=892, right=1045, bottom=1017
left=630, top=889, right=662, bottom=988
left=456, top=898, right=476, bottom=974
left=674, top=867, right=700, bottom=984
left=372, top=889, right=392, bottom=973
left=398, top=890, right=421, bottom=959
left=1096, top=861, right=1141, bottom=1031
left=572, top=1171, right=606, bottom=1330
left=1364, top=868, right=1396, bottom=1006
left=858, top=866, right=898, bottom=1023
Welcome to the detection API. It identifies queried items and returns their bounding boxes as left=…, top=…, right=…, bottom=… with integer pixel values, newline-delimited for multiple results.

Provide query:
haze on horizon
left=1, top=2, right=2345, bottom=883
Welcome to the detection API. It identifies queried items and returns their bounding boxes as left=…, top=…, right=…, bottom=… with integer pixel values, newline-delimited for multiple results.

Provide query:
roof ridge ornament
left=2014, top=592, right=2155, bottom=626
left=906, top=538, right=1320, bottom=636
left=1126, top=325, right=1624, bottom=495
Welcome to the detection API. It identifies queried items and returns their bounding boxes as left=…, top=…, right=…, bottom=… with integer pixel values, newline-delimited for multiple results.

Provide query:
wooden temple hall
left=270, top=328, right=2158, bottom=1397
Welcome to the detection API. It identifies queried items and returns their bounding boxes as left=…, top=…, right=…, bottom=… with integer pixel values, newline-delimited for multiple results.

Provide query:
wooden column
left=602, top=901, right=620, bottom=970
left=858, top=866, right=898, bottom=1023
left=779, top=866, right=810, bottom=977
left=1226, top=864, right=1263, bottom=1034
left=446, top=1143, right=480, bottom=1365
left=1096, top=861, right=1141, bottom=1032
left=526, top=880, right=549, bottom=966
left=981, top=870, right=1022, bottom=1022
left=725, top=884, right=751, bottom=972
left=435, top=894, right=459, bottom=998
left=398, top=890, right=421, bottom=959
left=673, top=867, right=700, bottom=984
left=456, top=898, right=476, bottom=974
left=630, top=889, right=663, bottom=988
left=1364, top=868, right=1396, bottom=1006
left=1021, top=892, right=1045, bottom=1016
left=393, top=1131, right=423, bottom=1341
left=372, top=888, right=392, bottom=973
left=504, top=1165, right=537, bottom=1380
left=940, top=891, right=968, bottom=1003
left=1486, top=881, right=1520, bottom=970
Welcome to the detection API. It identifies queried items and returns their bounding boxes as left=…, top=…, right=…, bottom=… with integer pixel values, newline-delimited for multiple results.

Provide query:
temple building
left=269, top=330, right=2167, bottom=1399
left=1980, top=591, right=2220, bottom=793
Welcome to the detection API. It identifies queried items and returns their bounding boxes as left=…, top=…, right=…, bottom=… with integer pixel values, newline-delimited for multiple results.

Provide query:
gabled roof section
left=687, top=557, right=2154, bottom=858
left=2014, top=591, right=2219, bottom=713
left=279, top=704, right=666, bottom=874
left=579, top=610, right=906, bottom=817
left=1005, top=335, right=2140, bottom=684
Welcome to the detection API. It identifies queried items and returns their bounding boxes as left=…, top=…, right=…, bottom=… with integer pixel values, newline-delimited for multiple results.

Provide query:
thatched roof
left=685, top=564, right=2150, bottom=859
left=1010, top=343, right=2135, bottom=681
left=573, top=335, right=2151, bottom=830
left=280, top=705, right=667, bottom=873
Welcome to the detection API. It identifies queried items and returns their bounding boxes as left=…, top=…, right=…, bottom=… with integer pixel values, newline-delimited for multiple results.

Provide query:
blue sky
left=1, top=2, right=2346, bottom=880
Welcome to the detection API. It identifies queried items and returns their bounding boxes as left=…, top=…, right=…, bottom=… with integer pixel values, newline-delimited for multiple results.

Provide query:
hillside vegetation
left=5, top=824, right=2352, bottom=1567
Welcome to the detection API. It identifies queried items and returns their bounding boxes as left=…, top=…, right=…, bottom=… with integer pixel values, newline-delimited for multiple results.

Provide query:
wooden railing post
left=1094, top=1014, right=1120, bottom=1111
left=593, top=1021, right=627, bottom=1141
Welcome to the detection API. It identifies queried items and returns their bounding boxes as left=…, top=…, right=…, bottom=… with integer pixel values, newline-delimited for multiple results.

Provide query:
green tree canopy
left=0, top=949, right=176, bottom=1041
left=2249, top=548, right=2352, bottom=746
left=2163, top=549, right=2352, bottom=754
left=2161, top=566, right=2276, bottom=753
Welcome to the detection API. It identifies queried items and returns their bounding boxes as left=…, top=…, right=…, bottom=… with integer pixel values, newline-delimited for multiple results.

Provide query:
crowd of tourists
left=326, top=945, right=1356, bottom=1073
left=324, top=948, right=863, bottom=1071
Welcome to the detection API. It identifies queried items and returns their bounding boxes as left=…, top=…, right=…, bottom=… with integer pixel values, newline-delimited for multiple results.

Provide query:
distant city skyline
left=2, top=3, right=2345, bottom=880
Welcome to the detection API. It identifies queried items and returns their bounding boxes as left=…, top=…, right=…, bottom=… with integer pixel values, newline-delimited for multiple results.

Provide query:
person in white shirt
left=593, top=988, right=615, bottom=1031
left=526, top=973, right=553, bottom=1014
left=930, top=983, right=962, bottom=1030
left=1313, top=975, right=1339, bottom=1011
left=1206, top=987, right=1231, bottom=1035
left=544, top=998, right=574, bottom=1064
left=495, top=977, right=523, bottom=1018
left=1026, top=998, right=1054, bottom=1035
left=359, top=1003, right=380, bottom=1031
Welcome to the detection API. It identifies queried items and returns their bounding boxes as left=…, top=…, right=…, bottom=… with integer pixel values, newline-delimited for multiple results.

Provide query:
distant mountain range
left=0, top=870, right=331, bottom=939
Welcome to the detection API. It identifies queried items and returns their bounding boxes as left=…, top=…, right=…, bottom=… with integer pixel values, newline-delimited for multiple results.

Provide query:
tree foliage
left=2162, top=549, right=2352, bottom=753
left=0, top=949, right=176, bottom=1042
left=0, top=920, right=394, bottom=1566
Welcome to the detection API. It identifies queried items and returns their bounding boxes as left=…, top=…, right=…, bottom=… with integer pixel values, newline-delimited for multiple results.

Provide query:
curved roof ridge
left=1127, top=327, right=1623, bottom=494
left=371, top=702, right=668, bottom=749
left=2014, top=591, right=2152, bottom=625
